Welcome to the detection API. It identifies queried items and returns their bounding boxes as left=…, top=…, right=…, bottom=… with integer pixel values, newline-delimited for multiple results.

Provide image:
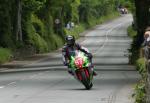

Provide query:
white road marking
left=94, top=22, right=124, bottom=54
left=29, top=72, right=46, bottom=79
left=7, top=82, right=16, bottom=86
left=0, top=86, right=5, bottom=88
left=21, top=78, right=26, bottom=80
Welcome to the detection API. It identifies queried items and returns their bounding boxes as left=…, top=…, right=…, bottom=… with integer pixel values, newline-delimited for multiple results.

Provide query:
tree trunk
left=60, top=5, right=65, bottom=36
left=134, top=0, right=149, bottom=45
left=15, top=0, right=22, bottom=41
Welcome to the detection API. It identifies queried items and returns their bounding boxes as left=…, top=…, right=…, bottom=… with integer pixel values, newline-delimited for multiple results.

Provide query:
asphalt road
left=0, top=14, right=141, bottom=103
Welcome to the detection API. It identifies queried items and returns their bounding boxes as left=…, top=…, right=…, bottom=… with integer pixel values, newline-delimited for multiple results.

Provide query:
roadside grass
left=0, top=48, right=12, bottom=64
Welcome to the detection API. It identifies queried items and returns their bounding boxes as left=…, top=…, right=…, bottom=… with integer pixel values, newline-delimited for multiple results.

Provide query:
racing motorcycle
left=68, top=50, right=94, bottom=90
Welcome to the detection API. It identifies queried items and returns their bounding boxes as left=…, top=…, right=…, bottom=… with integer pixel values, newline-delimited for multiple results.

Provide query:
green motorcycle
left=69, top=50, right=94, bottom=90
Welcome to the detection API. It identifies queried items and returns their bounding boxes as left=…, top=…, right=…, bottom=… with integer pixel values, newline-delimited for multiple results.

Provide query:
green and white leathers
left=69, top=50, right=89, bottom=69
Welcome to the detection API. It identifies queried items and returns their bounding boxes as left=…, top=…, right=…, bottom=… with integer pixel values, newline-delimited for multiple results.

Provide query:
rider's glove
left=64, top=62, right=69, bottom=66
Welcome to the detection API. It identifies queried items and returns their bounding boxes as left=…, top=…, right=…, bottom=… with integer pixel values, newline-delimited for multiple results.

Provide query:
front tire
left=81, top=71, right=93, bottom=90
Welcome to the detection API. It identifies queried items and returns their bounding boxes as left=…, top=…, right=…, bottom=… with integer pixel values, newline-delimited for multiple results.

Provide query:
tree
left=15, top=0, right=22, bottom=42
left=0, top=0, right=14, bottom=47
left=134, top=0, right=150, bottom=45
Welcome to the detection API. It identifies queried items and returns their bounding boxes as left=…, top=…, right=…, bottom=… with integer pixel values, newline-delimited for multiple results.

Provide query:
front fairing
left=69, top=50, right=90, bottom=71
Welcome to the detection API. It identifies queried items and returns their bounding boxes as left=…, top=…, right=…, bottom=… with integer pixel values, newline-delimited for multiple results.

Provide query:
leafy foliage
left=0, top=0, right=15, bottom=48
left=136, top=58, right=146, bottom=77
left=133, top=80, right=146, bottom=103
left=127, top=25, right=139, bottom=64
left=0, top=0, right=122, bottom=58
left=0, top=48, right=12, bottom=64
left=127, top=26, right=137, bottom=38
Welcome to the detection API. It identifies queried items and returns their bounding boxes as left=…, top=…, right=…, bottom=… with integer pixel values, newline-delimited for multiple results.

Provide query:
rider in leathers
left=62, top=35, right=97, bottom=76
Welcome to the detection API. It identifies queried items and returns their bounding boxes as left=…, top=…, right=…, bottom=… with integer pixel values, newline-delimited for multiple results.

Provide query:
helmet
left=65, top=35, right=75, bottom=46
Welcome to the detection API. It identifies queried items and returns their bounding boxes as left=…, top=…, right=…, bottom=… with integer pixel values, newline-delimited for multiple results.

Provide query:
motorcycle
left=68, top=50, right=94, bottom=90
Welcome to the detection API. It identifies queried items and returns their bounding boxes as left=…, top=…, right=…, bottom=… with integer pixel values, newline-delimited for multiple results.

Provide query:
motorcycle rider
left=62, top=35, right=97, bottom=76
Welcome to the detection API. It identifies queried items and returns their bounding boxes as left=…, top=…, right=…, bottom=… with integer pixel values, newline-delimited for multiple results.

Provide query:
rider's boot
left=89, top=58, right=97, bottom=76
left=68, top=70, right=74, bottom=75
left=68, top=67, right=74, bottom=75
left=90, top=65, right=97, bottom=76
left=93, top=71, right=97, bottom=76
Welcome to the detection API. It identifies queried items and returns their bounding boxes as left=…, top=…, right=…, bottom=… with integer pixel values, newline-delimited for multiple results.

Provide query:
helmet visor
left=67, top=40, right=74, bottom=45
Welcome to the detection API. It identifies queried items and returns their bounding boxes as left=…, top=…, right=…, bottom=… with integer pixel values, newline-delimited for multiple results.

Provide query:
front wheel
left=84, top=82, right=93, bottom=90
left=80, top=71, right=93, bottom=90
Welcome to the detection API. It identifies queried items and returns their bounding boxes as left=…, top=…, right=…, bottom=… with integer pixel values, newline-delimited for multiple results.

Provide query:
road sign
left=55, top=19, right=60, bottom=24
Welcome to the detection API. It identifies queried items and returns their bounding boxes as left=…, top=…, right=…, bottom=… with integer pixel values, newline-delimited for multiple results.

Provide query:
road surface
left=0, top=14, right=140, bottom=103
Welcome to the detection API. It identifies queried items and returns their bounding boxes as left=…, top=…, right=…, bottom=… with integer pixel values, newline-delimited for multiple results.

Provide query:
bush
left=132, top=58, right=146, bottom=103
left=133, top=80, right=146, bottom=103
left=134, top=56, right=146, bottom=103
left=25, top=14, right=49, bottom=53
left=136, top=58, right=146, bottom=77
left=48, top=34, right=65, bottom=51
left=24, top=14, right=64, bottom=53
left=31, top=14, right=46, bottom=37
left=0, top=48, right=12, bottom=64
left=64, top=24, right=85, bottom=39
left=28, top=32, right=48, bottom=53
left=127, top=26, right=137, bottom=38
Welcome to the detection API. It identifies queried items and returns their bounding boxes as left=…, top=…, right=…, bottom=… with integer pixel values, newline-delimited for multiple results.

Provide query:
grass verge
left=0, top=48, right=12, bottom=64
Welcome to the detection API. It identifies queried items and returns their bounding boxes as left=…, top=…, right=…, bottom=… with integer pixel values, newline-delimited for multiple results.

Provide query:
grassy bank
left=0, top=48, right=12, bottom=64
